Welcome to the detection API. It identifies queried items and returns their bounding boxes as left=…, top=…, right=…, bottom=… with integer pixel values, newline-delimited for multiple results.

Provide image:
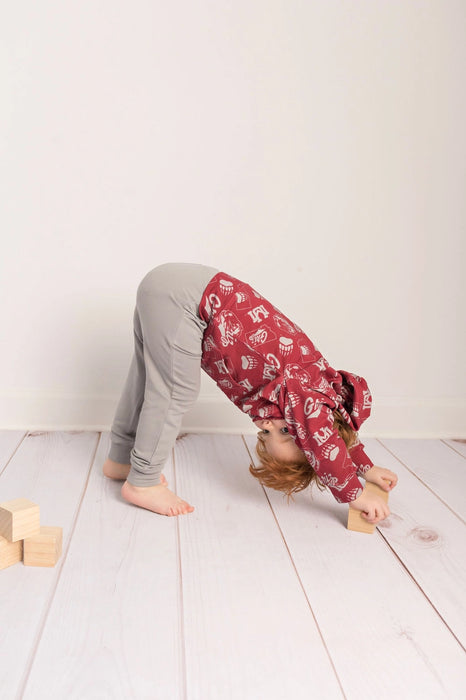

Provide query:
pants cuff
left=108, top=442, right=133, bottom=465
left=127, top=466, right=162, bottom=487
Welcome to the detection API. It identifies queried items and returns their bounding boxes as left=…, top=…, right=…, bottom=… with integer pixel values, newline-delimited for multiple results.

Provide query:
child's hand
left=349, top=489, right=390, bottom=524
left=364, top=465, right=398, bottom=492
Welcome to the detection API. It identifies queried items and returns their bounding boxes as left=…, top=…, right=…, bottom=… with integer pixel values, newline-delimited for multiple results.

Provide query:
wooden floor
left=0, top=431, right=465, bottom=699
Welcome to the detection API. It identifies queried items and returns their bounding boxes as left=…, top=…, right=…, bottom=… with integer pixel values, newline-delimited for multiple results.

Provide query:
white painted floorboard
left=0, top=431, right=465, bottom=700
left=245, top=435, right=466, bottom=699
left=22, top=434, right=183, bottom=700
left=366, top=439, right=466, bottom=646
left=0, top=431, right=98, bottom=698
left=175, top=434, right=343, bottom=700
left=378, top=438, right=466, bottom=520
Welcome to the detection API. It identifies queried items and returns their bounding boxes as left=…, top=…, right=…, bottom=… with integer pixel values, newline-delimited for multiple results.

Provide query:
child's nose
left=257, top=419, right=273, bottom=429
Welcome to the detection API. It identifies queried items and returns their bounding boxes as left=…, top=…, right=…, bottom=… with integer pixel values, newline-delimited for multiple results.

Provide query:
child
left=103, top=263, right=397, bottom=521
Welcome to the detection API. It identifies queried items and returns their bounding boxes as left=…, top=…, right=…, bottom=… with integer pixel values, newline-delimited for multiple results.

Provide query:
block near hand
left=0, top=498, right=40, bottom=542
left=347, top=482, right=389, bottom=534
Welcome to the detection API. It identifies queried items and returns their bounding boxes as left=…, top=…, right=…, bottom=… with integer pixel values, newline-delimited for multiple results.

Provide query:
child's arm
left=348, top=440, right=374, bottom=476
left=347, top=442, right=397, bottom=523
left=349, top=441, right=398, bottom=493
left=283, top=388, right=366, bottom=503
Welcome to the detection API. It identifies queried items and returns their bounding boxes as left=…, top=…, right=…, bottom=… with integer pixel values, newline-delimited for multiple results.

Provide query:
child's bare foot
left=103, top=459, right=168, bottom=487
left=121, top=480, right=194, bottom=516
left=103, top=458, right=131, bottom=480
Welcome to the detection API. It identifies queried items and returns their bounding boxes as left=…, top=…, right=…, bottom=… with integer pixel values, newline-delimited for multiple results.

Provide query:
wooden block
left=0, top=535, right=23, bottom=570
left=24, top=526, right=63, bottom=567
left=0, top=498, right=41, bottom=542
left=347, top=482, right=389, bottom=534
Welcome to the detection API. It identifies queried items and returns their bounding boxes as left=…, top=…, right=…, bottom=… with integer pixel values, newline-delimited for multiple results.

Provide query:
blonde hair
left=249, top=409, right=357, bottom=500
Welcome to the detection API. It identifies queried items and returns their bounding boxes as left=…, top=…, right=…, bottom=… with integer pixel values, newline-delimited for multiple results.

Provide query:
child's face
left=254, top=419, right=305, bottom=463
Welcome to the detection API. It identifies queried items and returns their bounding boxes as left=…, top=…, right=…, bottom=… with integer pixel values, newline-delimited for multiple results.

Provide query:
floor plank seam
left=15, top=431, right=102, bottom=698
left=242, top=434, right=348, bottom=696
left=376, top=439, right=466, bottom=525
left=376, top=528, right=466, bottom=653
left=441, top=439, right=466, bottom=460
left=173, top=447, right=188, bottom=700
left=2, top=432, right=465, bottom=697
left=260, top=484, right=348, bottom=699
left=0, top=431, right=28, bottom=478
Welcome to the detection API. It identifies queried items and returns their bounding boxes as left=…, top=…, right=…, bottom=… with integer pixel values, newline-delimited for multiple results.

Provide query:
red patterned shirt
left=199, top=272, right=374, bottom=504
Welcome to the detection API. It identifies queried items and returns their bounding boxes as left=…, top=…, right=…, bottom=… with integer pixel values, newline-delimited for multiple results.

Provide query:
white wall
left=1, top=1, right=465, bottom=437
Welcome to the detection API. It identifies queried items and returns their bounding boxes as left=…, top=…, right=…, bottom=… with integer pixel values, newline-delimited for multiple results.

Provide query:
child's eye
left=261, top=429, right=269, bottom=435
left=280, top=427, right=289, bottom=434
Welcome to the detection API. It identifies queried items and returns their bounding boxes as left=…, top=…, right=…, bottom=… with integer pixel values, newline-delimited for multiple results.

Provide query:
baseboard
left=0, top=392, right=464, bottom=438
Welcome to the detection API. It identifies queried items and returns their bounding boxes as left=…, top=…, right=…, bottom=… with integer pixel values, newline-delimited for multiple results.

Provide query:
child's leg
left=113, top=263, right=218, bottom=516
left=104, top=306, right=146, bottom=479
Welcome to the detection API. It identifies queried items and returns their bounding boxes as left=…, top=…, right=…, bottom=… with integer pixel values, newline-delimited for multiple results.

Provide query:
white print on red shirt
left=247, top=327, right=277, bottom=347
left=316, top=376, right=332, bottom=392
left=284, top=364, right=313, bottom=390
left=304, top=396, right=322, bottom=418
left=266, top=353, right=280, bottom=369
left=304, top=450, right=318, bottom=469
left=321, top=443, right=340, bottom=461
left=273, top=315, right=298, bottom=335
left=313, top=426, right=333, bottom=446
left=239, top=378, right=254, bottom=392
left=363, top=389, right=372, bottom=409
left=287, top=392, right=301, bottom=407
left=263, top=353, right=281, bottom=380
left=218, top=311, right=243, bottom=347
left=203, top=336, right=216, bottom=352
left=199, top=271, right=374, bottom=504
left=241, top=355, right=259, bottom=370
left=248, top=305, right=270, bottom=323
left=258, top=405, right=277, bottom=418
left=235, top=291, right=251, bottom=309
left=207, top=293, right=221, bottom=315
left=279, top=337, right=294, bottom=356
left=219, top=279, right=234, bottom=295
left=218, top=379, right=233, bottom=389
left=314, top=357, right=328, bottom=372
left=294, top=422, right=309, bottom=441
left=214, top=359, right=229, bottom=374
left=263, top=365, right=278, bottom=380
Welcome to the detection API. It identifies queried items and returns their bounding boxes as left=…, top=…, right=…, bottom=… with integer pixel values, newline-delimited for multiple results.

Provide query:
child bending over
left=103, top=263, right=397, bottom=522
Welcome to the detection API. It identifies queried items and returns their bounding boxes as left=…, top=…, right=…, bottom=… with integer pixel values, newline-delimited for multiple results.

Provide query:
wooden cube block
left=347, top=482, right=389, bottom=534
left=0, top=498, right=40, bottom=542
left=0, top=535, right=23, bottom=570
left=23, top=526, right=63, bottom=567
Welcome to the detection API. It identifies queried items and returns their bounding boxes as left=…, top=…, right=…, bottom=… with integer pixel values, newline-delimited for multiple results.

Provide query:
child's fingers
left=361, top=502, right=390, bottom=524
left=365, top=466, right=398, bottom=491
left=361, top=506, right=377, bottom=523
left=378, top=472, right=398, bottom=491
left=382, top=471, right=398, bottom=488
left=380, top=478, right=394, bottom=491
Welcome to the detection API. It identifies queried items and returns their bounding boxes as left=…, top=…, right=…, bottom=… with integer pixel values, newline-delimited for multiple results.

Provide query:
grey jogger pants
left=108, top=263, right=219, bottom=487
